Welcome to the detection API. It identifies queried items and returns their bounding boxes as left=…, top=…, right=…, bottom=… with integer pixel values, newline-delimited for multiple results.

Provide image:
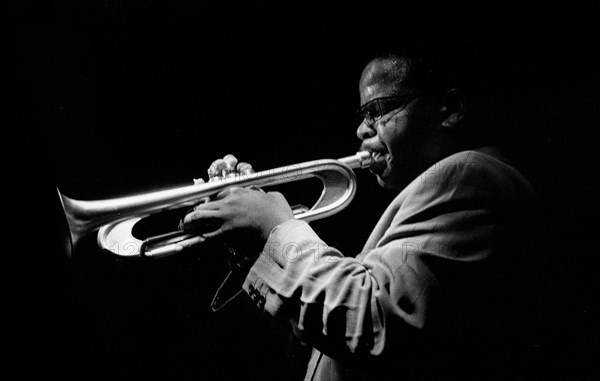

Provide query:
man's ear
left=439, top=88, right=466, bottom=129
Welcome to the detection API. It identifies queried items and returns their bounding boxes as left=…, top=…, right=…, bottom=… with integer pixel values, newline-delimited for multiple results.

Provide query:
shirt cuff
left=242, top=219, right=325, bottom=311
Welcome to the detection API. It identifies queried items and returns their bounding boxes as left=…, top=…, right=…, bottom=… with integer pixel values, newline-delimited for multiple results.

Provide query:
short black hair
left=363, top=43, right=500, bottom=149
left=364, top=42, right=465, bottom=96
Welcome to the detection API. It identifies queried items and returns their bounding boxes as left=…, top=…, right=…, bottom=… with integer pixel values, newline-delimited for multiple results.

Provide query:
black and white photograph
left=7, top=1, right=598, bottom=380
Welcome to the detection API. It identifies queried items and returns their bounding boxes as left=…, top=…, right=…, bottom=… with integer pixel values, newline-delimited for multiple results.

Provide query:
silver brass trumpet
left=58, top=151, right=373, bottom=259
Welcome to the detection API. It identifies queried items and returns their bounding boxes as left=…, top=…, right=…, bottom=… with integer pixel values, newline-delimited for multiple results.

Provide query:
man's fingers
left=267, top=191, right=289, bottom=206
left=183, top=208, right=221, bottom=225
left=181, top=208, right=223, bottom=236
left=192, top=197, right=227, bottom=211
left=202, top=227, right=225, bottom=239
left=214, top=186, right=244, bottom=200
left=208, top=159, right=227, bottom=179
left=223, top=154, right=238, bottom=169
left=237, top=162, right=254, bottom=175
left=267, top=191, right=285, bottom=200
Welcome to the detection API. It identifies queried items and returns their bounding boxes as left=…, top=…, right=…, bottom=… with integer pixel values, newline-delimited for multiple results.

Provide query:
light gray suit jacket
left=242, top=148, right=539, bottom=380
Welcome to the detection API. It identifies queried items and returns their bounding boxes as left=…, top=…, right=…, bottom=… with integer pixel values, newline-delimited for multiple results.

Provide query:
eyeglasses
left=356, top=94, right=424, bottom=126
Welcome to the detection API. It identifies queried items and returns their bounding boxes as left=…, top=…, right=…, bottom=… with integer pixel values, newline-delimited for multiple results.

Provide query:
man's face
left=357, top=60, right=439, bottom=190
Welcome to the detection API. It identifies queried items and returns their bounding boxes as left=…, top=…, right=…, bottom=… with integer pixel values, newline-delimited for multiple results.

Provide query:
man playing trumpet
left=182, top=47, right=540, bottom=381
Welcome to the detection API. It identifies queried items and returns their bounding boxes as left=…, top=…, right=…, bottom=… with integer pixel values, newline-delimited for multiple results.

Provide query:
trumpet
left=58, top=151, right=373, bottom=259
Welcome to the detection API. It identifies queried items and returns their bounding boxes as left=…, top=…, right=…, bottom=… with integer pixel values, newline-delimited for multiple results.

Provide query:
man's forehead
left=360, top=83, right=395, bottom=103
left=361, top=58, right=408, bottom=84
left=359, top=58, right=409, bottom=102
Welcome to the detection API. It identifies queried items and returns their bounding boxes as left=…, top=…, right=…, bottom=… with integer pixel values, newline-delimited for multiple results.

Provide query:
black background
left=5, top=1, right=598, bottom=379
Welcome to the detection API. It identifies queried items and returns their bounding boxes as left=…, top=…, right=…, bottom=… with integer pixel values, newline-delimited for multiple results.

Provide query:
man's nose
left=357, top=120, right=376, bottom=140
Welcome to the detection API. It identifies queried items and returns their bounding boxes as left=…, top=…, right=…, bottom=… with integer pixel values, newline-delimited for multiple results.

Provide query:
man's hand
left=182, top=154, right=295, bottom=250
left=182, top=187, right=294, bottom=240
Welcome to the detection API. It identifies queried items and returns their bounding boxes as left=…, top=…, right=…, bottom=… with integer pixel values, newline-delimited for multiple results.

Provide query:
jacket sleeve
left=241, top=152, right=534, bottom=359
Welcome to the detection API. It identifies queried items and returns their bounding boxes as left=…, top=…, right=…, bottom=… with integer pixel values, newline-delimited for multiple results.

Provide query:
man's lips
left=363, top=149, right=388, bottom=174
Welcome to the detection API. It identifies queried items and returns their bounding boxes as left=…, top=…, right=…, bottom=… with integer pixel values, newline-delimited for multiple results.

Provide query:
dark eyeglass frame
left=356, top=94, right=424, bottom=126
